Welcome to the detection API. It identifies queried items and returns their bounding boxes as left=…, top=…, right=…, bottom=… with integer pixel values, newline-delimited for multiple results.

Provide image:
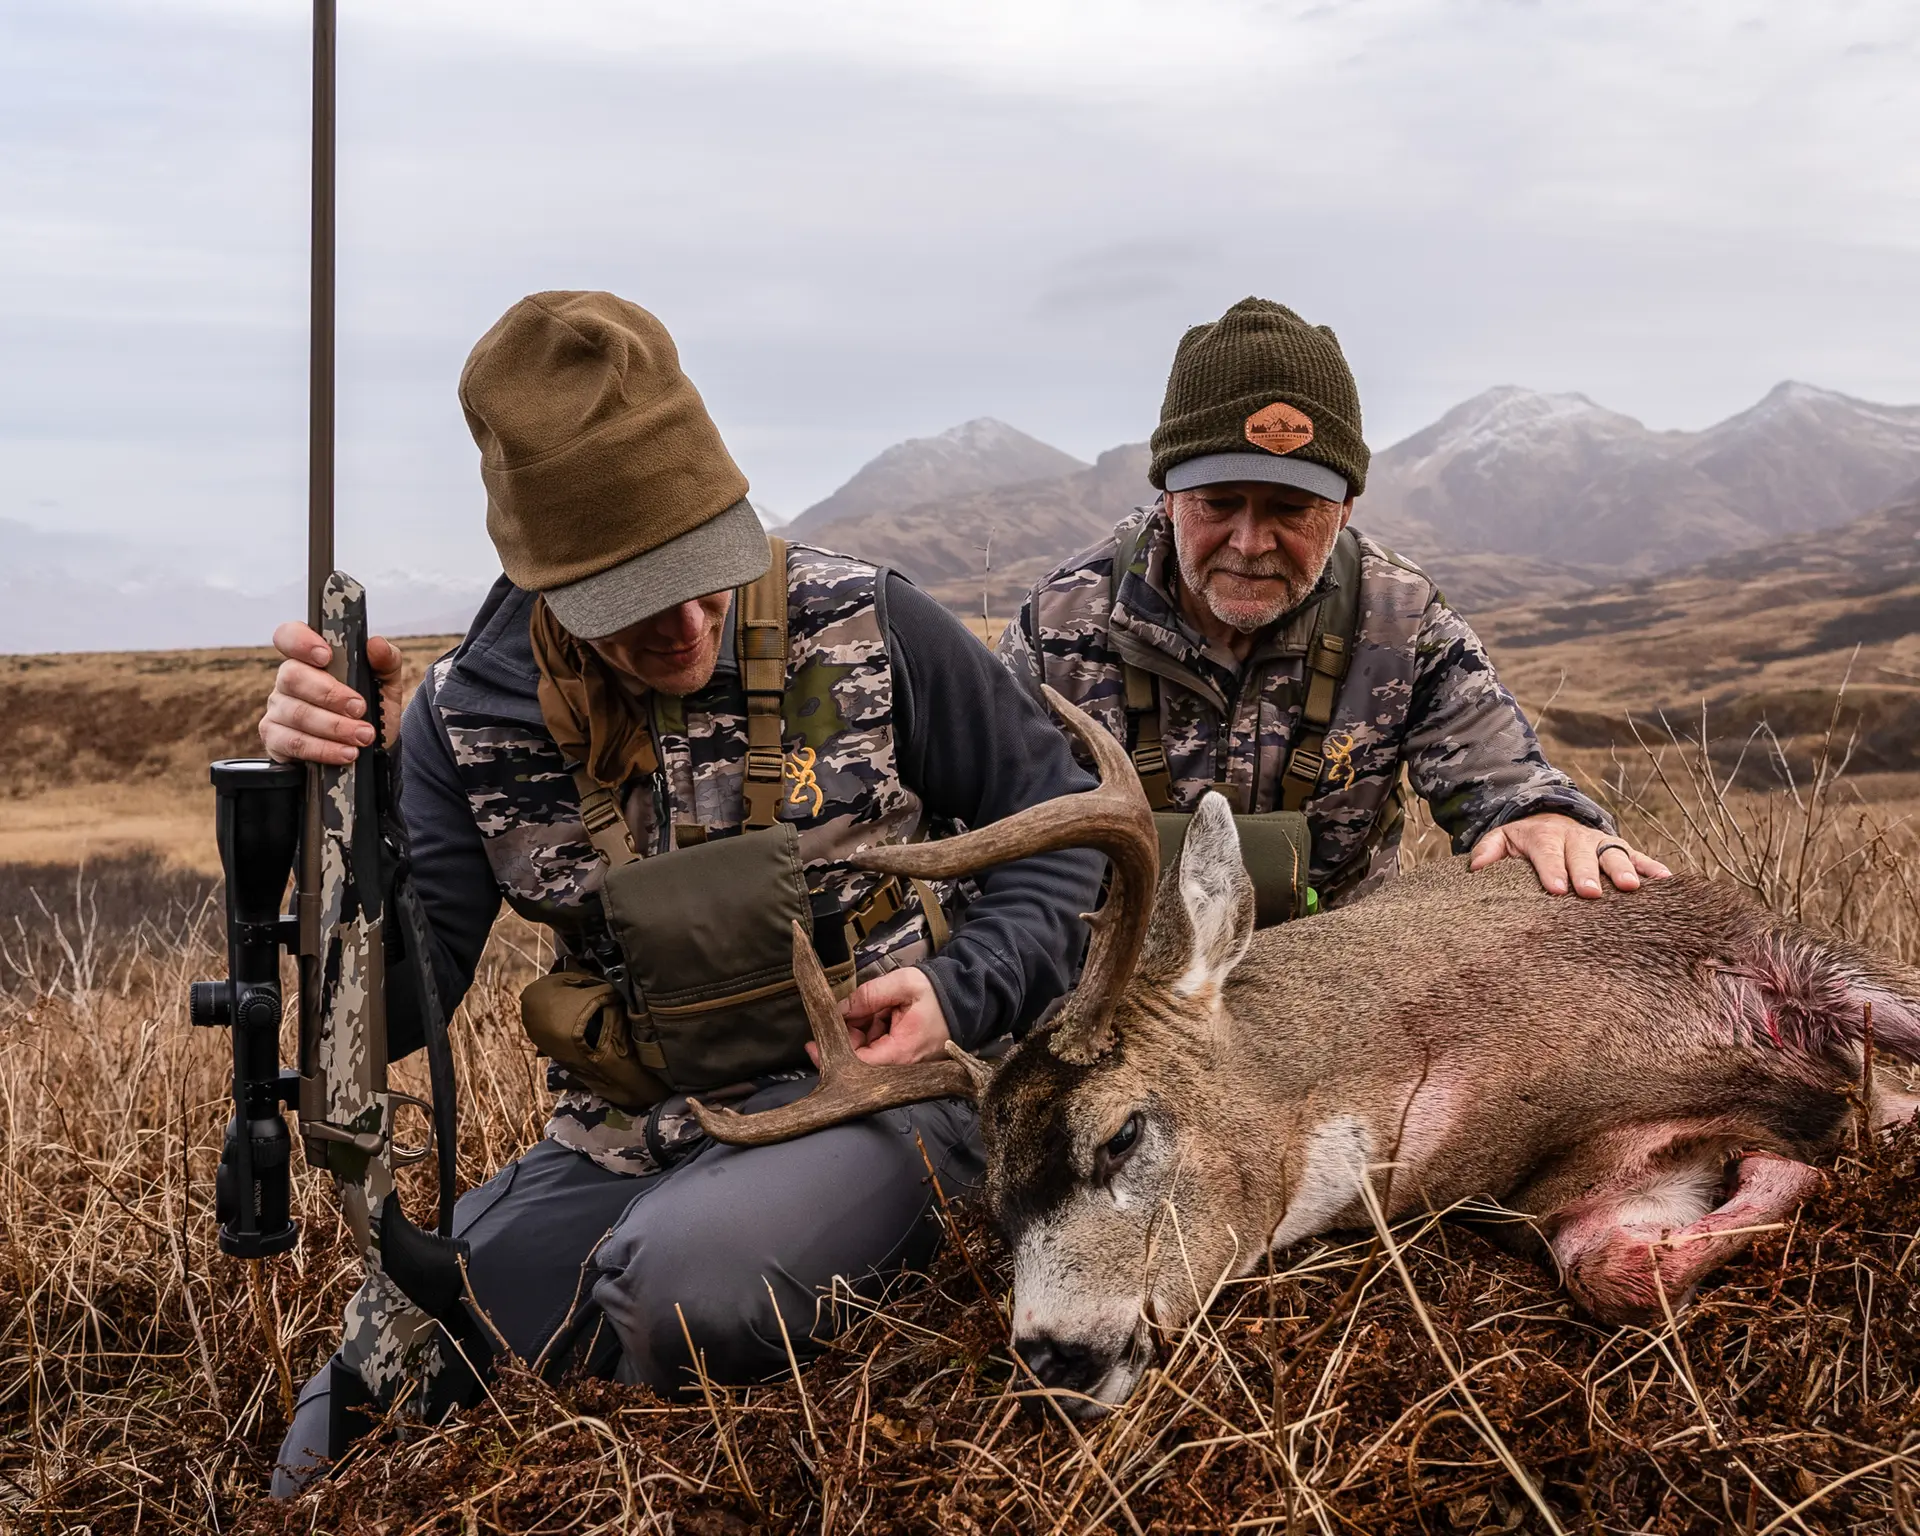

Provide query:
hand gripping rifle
left=188, top=0, right=486, bottom=1440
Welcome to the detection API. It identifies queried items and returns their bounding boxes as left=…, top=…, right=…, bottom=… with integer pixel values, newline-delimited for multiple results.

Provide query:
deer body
left=694, top=690, right=1920, bottom=1417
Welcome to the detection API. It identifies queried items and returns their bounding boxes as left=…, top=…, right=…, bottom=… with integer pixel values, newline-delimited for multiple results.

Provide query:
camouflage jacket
left=399, top=542, right=1101, bottom=1172
left=996, top=506, right=1611, bottom=905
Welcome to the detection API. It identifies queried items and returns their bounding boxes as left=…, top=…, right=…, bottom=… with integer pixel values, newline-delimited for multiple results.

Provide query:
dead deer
left=693, top=689, right=1920, bottom=1416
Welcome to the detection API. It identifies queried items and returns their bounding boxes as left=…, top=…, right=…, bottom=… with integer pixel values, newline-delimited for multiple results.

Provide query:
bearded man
left=998, top=297, right=1664, bottom=914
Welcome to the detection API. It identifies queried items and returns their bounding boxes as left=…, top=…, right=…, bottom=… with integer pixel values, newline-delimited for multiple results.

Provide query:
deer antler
left=690, top=922, right=990, bottom=1147
left=855, top=684, right=1158, bottom=1065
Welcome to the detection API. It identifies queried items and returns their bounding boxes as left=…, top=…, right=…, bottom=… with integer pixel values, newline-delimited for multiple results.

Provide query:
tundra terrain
left=6, top=476, right=1920, bottom=1533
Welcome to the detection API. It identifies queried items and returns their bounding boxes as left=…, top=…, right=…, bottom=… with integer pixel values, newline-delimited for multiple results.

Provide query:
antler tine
left=856, top=687, right=1152, bottom=883
left=857, top=685, right=1158, bottom=1066
left=690, top=922, right=987, bottom=1148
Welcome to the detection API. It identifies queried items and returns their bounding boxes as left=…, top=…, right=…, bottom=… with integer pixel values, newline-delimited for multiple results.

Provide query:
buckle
left=850, top=878, right=903, bottom=940
left=1285, top=750, right=1324, bottom=782
left=1132, top=744, right=1168, bottom=778
left=745, top=746, right=783, bottom=781
left=580, top=795, right=623, bottom=834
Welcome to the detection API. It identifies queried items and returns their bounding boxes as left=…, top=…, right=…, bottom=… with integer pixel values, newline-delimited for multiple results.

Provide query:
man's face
left=586, top=589, right=734, bottom=696
left=1166, top=481, right=1354, bottom=634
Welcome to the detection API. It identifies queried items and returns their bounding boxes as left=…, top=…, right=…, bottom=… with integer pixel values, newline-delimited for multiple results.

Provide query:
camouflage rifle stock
left=297, top=572, right=458, bottom=1249
left=294, top=573, right=488, bottom=1432
left=186, top=0, right=490, bottom=1449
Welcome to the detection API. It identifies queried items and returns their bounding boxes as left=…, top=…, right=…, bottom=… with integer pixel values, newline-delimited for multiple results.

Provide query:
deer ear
left=1171, top=793, right=1255, bottom=997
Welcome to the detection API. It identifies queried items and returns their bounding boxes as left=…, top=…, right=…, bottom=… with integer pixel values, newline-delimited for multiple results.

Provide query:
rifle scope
left=188, top=758, right=305, bottom=1258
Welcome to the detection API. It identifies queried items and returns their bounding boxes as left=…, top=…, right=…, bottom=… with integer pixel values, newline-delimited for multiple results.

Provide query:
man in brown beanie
left=999, top=296, right=1664, bottom=915
left=255, top=292, right=1103, bottom=1492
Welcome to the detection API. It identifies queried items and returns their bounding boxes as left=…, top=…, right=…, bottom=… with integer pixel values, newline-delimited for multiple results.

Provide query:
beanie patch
left=1245, top=401, right=1314, bottom=456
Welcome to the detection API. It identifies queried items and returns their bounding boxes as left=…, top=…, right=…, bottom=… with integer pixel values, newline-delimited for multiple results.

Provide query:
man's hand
left=813, top=967, right=953, bottom=1068
left=259, top=621, right=408, bottom=765
left=1469, top=812, right=1671, bottom=897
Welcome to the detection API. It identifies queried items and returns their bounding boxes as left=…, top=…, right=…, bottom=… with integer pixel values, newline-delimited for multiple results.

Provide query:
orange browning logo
left=785, top=745, right=825, bottom=815
left=1321, top=731, right=1358, bottom=791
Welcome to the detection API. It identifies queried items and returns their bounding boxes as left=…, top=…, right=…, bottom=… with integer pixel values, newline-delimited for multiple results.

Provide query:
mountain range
left=7, top=382, right=1920, bottom=653
left=793, top=443, right=1155, bottom=618
left=787, top=418, right=1088, bottom=536
left=1473, top=478, right=1920, bottom=774
left=1358, top=382, right=1920, bottom=576
left=789, top=381, right=1920, bottom=616
left=0, top=518, right=494, bottom=653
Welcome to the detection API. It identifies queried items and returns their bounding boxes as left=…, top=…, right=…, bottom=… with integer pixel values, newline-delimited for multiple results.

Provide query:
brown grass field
left=5, top=630, right=1920, bottom=1532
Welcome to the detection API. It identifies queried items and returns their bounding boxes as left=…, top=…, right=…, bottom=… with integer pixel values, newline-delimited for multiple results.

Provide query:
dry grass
left=0, top=639, right=458, bottom=873
left=7, top=708, right=1920, bottom=1533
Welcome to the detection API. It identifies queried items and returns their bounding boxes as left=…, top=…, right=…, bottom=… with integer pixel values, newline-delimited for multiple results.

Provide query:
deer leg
left=1549, top=1151, right=1823, bottom=1327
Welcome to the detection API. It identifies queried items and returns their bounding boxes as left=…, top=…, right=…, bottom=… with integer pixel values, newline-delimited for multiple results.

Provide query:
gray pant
left=273, top=1080, right=983, bottom=1494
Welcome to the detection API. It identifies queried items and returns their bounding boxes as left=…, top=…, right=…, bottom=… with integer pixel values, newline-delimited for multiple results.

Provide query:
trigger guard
left=388, top=1090, right=435, bottom=1166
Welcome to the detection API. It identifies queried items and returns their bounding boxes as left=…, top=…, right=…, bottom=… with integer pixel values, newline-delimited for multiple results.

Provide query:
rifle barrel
left=308, top=0, right=335, bottom=630
left=298, top=0, right=336, bottom=1068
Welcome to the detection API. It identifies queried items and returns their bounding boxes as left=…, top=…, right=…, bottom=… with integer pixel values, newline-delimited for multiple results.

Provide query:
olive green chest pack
left=520, top=540, right=943, bottom=1107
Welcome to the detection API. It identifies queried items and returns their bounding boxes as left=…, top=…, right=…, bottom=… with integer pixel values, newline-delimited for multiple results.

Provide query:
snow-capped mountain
left=0, top=518, right=495, bottom=652
left=1361, top=383, right=1920, bottom=575
left=786, top=418, right=1088, bottom=536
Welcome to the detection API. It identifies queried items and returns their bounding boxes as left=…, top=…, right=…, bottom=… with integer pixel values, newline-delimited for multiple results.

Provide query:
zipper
left=644, top=693, right=670, bottom=854
left=1213, top=678, right=1237, bottom=789
left=1215, top=663, right=1268, bottom=809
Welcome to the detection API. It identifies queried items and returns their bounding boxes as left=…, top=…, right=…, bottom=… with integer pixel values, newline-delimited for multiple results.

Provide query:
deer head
left=691, top=687, right=1267, bottom=1417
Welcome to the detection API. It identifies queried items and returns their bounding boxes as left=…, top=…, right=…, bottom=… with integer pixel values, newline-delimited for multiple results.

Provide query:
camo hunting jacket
left=432, top=542, right=950, bottom=1171
left=997, top=506, right=1611, bottom=906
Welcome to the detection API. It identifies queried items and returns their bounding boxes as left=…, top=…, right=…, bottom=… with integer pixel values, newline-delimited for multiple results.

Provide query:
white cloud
left=1, top=0, right=1917, bottom=648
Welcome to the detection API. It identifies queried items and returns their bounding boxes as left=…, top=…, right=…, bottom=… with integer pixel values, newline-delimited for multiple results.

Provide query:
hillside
left=808, top=443, right=1152, bottom=615
left=1480, top=481, right=1920, bottom=773
left=1362, top=382, right=1920, bottom=576
left=0, top=634, right=457, bottom=870
left=786, top=418, right=1087, bottom=535
left=802, top=381, right=1920, bottom=620
left=0, top=518, right=495, bottom=652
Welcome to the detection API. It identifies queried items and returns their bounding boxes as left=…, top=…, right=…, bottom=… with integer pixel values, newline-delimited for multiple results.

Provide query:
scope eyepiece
left=188, top=979, right=231, bottom=1027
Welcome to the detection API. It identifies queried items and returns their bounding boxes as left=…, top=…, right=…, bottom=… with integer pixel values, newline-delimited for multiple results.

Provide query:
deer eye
left=1099, top=1113, right=1142, bottom=1172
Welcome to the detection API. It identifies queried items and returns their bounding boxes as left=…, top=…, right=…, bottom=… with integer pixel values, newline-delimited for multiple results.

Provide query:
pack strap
left=1278, top=528, right=1362, bottom=813
left=1123, top=663, right=1175, bottom=811
left=1110, top=519, right=1176, bottom=812
left=573, top=769, right=640, bottom=867
left=912, top=879, right=950, bottom=953
left=739, top=536, right=789, bottom=829
left=841, top=874, right=951, bottom=955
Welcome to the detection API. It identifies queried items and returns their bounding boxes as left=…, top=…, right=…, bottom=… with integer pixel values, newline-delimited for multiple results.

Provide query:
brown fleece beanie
left=460, top=291, right=750, bottom=593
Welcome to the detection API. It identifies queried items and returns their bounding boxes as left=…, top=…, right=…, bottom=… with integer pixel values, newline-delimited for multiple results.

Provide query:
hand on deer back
left=1469, top=811, right=1669, bottom=896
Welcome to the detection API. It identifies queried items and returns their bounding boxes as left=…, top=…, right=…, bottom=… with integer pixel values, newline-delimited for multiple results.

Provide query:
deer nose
left=1016, top=1333, right=1104, bottom=1394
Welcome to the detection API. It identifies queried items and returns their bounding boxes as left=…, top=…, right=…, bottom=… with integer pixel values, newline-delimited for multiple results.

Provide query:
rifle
left=189, top=0, right=478, bottom=1442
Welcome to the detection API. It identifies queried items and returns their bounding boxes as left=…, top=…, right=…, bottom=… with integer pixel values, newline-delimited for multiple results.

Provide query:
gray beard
left=1176, top=546, right=1317, bottom=634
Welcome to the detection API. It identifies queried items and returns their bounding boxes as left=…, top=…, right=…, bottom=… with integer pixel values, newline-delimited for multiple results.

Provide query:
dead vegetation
left=6, top=702, right=1920, bottom=1533
left=0, top=639, right=456, bottom=870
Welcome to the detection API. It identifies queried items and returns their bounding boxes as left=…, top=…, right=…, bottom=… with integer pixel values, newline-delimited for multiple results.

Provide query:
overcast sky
left=3, top=0, right=1917, bottom=589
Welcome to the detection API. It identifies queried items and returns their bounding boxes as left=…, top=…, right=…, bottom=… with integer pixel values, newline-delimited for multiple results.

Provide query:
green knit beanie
left=1148, top=297, right=1368, bottom=500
